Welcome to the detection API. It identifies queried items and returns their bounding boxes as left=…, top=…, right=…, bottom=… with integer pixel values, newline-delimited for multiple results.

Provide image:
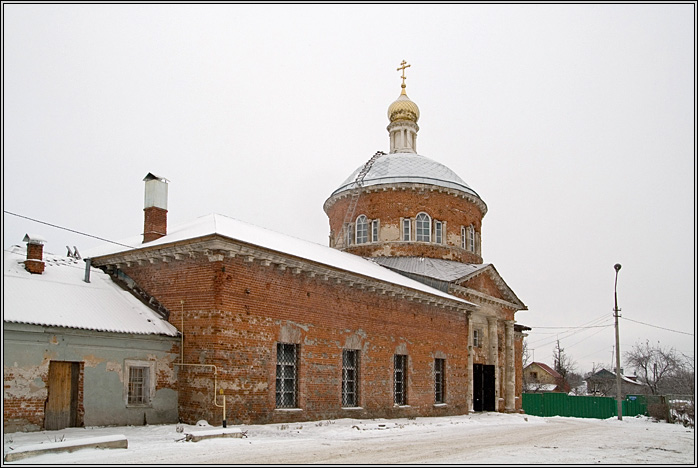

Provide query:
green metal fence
left=522, top=393, right=648, bottom=419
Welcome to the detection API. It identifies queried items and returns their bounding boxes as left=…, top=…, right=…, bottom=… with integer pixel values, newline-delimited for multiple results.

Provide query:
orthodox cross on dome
left=397, top=60, right=411, bottom=91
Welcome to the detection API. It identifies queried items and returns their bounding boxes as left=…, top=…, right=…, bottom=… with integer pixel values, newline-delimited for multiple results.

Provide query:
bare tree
left=552, top=340, right=576, bottom=392
left=624, top=340, right=687, bottom=395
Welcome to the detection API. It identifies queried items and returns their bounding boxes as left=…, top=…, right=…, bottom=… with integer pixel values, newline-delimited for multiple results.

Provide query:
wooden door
left=45, top=361, right=79, bottom=430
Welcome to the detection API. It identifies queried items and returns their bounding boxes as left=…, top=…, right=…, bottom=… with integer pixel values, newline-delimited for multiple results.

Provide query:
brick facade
left=102, top=241, right=475, bottom=425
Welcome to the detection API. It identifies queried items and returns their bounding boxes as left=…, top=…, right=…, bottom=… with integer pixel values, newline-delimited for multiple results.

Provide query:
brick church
left=65, top=63, right=528, bottom=426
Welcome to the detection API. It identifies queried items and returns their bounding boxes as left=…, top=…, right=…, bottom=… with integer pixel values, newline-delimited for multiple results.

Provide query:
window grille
left=461, top=226, right=466, bottom=249
left=394, top=354, right=407, bottom=405
left=128, top=366, right=148, bottom=405
left=355, top=215, right=368, bottom=244
left=434, top=358, right=445, bottom=404
left=473, top=329, right=480, bottom=348
left=416, top=213, right=431, bottom=242
left=434, top=220, right=442, bottom=244
left=342, top=350, right=359, bottom=407
left=276, top=343, right=298, bottom=408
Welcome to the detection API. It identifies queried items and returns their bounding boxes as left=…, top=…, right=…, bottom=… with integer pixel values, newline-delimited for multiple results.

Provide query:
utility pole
left=613, top=263, right=623, bottom=421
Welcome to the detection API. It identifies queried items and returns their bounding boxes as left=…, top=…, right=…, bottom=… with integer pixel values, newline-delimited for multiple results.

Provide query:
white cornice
left=91, top=235, right=477, bottom=314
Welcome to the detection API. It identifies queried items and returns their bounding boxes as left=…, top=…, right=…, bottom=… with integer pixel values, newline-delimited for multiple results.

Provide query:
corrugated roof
left=370, top=256, right=490, bottom=282
left=3, top=245, right=179, bottom=336
left=330, top=152, right=482, bottom=199
left=84, top=213, right=477, bottom=308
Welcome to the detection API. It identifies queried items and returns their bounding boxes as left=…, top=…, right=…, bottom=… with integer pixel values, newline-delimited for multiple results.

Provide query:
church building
left=6, top=62, right=528, bottom=429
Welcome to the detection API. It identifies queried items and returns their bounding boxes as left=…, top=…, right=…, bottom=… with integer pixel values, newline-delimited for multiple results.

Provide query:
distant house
left=586, top=369, right=645, bottom=398
left=523, top=362, right=570, bottom=393
left=3, top=237, right=180, bottom=432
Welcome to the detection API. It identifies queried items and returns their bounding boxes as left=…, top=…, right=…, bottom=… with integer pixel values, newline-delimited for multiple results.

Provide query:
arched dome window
left=355, top=215, right=369, bottom=244
left=416, top=212, right=431, bottom=242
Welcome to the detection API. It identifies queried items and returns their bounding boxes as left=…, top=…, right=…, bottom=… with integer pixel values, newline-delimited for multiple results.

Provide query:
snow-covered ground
left=3, top=412, right=695, bottom=465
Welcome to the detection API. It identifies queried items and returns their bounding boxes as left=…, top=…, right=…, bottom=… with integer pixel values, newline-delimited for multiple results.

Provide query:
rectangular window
left=434, top=221, right=443, bottom=244
left=468, top=225, right=475, bottom=252
left=473, top=329, right=481, bottom=348
left=461, top=226, right=466, bottom=249
left=371, top=219, right=379, bottom=243
left=402, top=219, right=411, bottom=241
left=342, top=350, right=359, bottom=407
left=434, top=358, right=445, bottom=404
left=276, top=343, right=298, bottom=408
left=394, top=354, right=407, bottom=405
left=344, top=223, right=353, bottom=246
left=126, top=364, right=151, bottom=405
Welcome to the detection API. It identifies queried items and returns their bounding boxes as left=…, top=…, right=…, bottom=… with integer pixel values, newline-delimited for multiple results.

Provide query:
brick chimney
left=143, top=173, right=169, bottom=243
left=23, top=234, right=46, bottom=274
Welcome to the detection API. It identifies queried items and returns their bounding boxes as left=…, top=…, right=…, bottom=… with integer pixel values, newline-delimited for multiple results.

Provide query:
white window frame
left=124, top=359, right=155, bottom=407
left=371, top=219, right=379, bottom=243
left=402, top=218, right=411, bottom=242
left=416, top=212, right=431, bottom=242
left=355, top=215, right=368, bottom=245
left=473, top=329, right=481, bottom=348
left=468, top=225, right=475, bottom=252
left=434, top=220, right=443, bottom=244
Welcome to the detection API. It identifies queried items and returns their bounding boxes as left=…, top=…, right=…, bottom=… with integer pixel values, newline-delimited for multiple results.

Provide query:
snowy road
left=4, top=413, right=694, bottom=464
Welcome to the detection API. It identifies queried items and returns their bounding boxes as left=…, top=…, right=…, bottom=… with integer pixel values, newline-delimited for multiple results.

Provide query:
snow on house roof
left=528, top=362, right=563, bottom=380
left=3, top=245, right=179, bottom=336
left=84, top=213, right=477, bottom=308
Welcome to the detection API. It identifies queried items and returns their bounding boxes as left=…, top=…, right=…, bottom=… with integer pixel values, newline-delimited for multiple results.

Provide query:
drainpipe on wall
left=174, top=300, right=227, bottom=426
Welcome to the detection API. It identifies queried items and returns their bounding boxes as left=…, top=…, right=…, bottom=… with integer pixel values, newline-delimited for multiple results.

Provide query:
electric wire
left=4, top=210, right=136, bottom=249
left=620, top=317, right=694, bottom=337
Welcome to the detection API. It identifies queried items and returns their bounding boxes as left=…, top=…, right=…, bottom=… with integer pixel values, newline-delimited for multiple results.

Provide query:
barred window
left=342, top=350, right=359, bottom=407
left=434, top=220, right=443, bottom=244
left=276, top=343, right=298, bottom=408
left=416, top=213, right=431, bottom=242
left=394, top=354, right=407, bottom=405
left=356, top=215, right=368, bottom=244
left=128, top=366, right=149, bottom=405
left=402, top=219, right=411, bottom=241
left=434, top=358, right=445, bottom=404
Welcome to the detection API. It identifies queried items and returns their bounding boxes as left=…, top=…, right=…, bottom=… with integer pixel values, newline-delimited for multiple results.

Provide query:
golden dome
left=388, top=90, right=420, bottom=123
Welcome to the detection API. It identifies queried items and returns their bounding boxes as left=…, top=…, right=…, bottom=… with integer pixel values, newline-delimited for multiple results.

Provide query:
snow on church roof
left=85, top=213, right=477, bottom=308
left=330, top=152, right=482, bottom=200
left=3, top=245, right=179, bottom=336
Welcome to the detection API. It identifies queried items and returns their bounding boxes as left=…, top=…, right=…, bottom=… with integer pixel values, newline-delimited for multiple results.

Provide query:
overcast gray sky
left=3, top=3, right=695, bottom=374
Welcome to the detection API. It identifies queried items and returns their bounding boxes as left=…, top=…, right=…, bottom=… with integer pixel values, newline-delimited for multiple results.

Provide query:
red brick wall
left=325, top=188, right=484, bottom=263
left=119, top=251, right=472, bottom=425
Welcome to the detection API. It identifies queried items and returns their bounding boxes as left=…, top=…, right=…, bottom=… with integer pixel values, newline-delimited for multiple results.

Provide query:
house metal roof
left=3, top=245, right=179, bottom=336
left=84, top=213, right=477, bottom=308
